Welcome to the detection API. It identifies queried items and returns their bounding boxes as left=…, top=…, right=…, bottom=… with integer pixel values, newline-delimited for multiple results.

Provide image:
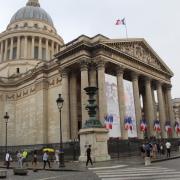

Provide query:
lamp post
left=56, top=94, right=65, bottom=167
left=4, top=112, right=9, bottom=154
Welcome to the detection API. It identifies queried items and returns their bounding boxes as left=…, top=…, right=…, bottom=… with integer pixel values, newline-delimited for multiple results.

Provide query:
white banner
left=105, top=74, right=121, bottom=137
left=123, top=80, right=137, bottom=137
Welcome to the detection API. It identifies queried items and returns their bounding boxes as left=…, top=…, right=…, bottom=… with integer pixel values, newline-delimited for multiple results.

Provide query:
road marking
left=88, top=165, right=127, bottom=170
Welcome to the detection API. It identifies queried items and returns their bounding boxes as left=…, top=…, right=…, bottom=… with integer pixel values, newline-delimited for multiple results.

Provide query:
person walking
left=54, top=150, right=59, bottom=165
left=165, top=141, right=171, bottom=158
left=32, top=150, right=38, bottom=169
left=86, top=145, right=93, bottom=167
left=43, top=151, right=51, bottom=169
left=5, top=151, right=12, bottom=169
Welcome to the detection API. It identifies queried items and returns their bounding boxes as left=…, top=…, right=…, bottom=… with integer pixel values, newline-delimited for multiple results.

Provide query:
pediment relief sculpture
left=105, top=41, right=171, bottom=74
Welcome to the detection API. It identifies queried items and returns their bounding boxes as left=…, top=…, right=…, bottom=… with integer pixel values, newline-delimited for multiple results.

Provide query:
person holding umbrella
left=43, top=151, right=51, bottom=169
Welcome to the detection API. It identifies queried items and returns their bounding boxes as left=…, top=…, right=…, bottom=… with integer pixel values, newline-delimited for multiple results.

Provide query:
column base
left=78, top=128, right=111, bottom=162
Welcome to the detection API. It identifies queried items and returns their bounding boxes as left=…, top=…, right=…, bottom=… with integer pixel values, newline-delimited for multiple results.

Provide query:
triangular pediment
left=102, top=38, right=173, bottom=76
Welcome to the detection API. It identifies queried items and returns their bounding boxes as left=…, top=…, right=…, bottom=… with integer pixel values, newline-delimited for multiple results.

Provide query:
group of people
left=140, top=141, right=172, bottom=159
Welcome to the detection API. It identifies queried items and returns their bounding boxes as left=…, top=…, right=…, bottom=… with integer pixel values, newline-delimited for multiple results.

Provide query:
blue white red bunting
left=140, top=119, right=147, bottom=132
left=124, top=116, right=133, bottom=131
left=153, top=120, right=161, bottom=133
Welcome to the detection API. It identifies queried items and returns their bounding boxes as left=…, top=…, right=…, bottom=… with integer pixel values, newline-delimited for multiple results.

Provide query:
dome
left=9, top=0, right=54, bottom=27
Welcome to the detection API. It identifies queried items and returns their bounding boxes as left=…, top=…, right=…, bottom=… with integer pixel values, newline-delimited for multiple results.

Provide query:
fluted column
left=145, top=77, right=155, bottom=137
left=31, top=36, right=35, bottom=59
left=97, top=60, right=107, bottom=124
left=89, top=63, right=97, bottom=87
left=157, top=82, right=166, bottom=138
left=46, top=39, right=49, bottom=60
left=131, top=72, right=142, bottom=139
left=166, top=85, right=176, bottom=137
left=61, top=69, right=70, bottom=140
left=38, top=37, right=42, bottom=59
left=0, top=41, right=3, bottom=62
left=17, top=37, right=20, bottom=59
left=69, top=71, right=78, bottom=139
left=9, top=38, right=13, bottom=60
left=51, top=41, right=54, bottom=58
left=80, top=60, right=89, bottom=126
left=4, top=39, right=8, bottom=61
left=117, top=66, right=127, bottom=139
left=24, top=36, right=28, bottom=58
left=56, top=43, right=59, bottom=53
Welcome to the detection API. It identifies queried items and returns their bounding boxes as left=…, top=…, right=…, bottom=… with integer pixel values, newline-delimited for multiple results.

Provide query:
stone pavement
left=0, top=151, right=180, bottom=171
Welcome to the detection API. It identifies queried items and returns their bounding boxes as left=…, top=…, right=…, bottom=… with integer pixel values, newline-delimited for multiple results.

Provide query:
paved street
left=90, top=158, right=180, bottom=180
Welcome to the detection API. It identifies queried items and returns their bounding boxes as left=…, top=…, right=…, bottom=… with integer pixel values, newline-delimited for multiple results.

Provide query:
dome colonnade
left=0, top=0, right=63, bottom=76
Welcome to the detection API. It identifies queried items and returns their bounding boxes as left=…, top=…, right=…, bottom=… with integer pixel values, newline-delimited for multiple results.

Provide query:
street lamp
left=56, top=94, right=65, bottom=167
left=4, top=112, right=9, bottom=154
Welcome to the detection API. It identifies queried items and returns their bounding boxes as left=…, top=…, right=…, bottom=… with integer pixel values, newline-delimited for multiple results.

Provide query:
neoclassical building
left=0, top=0, right=175, bottom=147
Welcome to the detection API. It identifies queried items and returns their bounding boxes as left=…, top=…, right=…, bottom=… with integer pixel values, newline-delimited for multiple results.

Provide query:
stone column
left=145, top=77, right=155, bottom=137
left=157, top=82, right=166, bottom=138
left=61, top=69, right=70, bottom=140
left=69, top=71, right=78, bottom=139
left=24, top=36, right=28, bottom=58
left=51, top=41, right=54, bottom=58
left=56, top=43, right=59, bottom=53
left=97, top=60, right=107, bottom=124
left=89, top=63, right=97, bottom=87
left=0, top=41, right=3, bottom=62
left=80, top=60, right=89, bottom=126
left=9, top=37, right=13, bottom=60
left=17, top=37, right=20, bottom=59
left=4, top=39, right=8, bottom=61
left=46, top=39, right=49, bottom=60
left=38, top=37, right=42, bottom=59
left=116, top=66, right=127, bottom=139
left=131, top=72, right=142, bottom=139
left=31, top=36, right=35, bottom=59
left=166, top=85, right=176, bottom=137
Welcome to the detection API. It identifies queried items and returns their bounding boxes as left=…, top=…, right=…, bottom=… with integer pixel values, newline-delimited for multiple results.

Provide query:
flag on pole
left=115, top=18, right=126, bottom=26
left=115, top=18, right=128, bottom=38
left=124, top=116, right=133, bottom=131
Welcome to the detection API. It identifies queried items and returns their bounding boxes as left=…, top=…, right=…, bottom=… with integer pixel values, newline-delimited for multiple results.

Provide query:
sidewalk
left=0, top=151, right=180, bottom=171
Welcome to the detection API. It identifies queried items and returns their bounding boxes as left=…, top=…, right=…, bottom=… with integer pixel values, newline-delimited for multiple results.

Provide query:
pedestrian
left=22, top=150, right=28, bottom=167
left=86, top=145, right=93, bottom=167
left=140, top=143, right=146, bottom=158
left=5, top=151, right=12, bottom=169
left=32, top=150, right=38, bottom=169
left=16, top=151, right=22, bottom=168
left=54, top=150, right=59, bottom=165
left=165, top=141, right=171, bottom=158
left=43, top=151, right=51, bottom=169
left=160, top=143, right=164, bottom=155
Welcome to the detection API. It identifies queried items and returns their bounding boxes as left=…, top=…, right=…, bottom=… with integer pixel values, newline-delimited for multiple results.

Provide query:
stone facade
left=0, top=0, right=176, bottom=147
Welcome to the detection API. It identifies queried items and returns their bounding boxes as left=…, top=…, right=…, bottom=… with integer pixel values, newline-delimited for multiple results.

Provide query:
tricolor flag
left=174, top=121, right=180, bottom=134
left=140, top=119, right=147, bottom=132
left=104, top=114, right=113, bottom=130
left=165, top=121, right=172, bottom=135
left=124, top=116, right=133, bottom=131
left=153, top=120, right=161, bottom=133
left=115, top=18, right=126, bottom=26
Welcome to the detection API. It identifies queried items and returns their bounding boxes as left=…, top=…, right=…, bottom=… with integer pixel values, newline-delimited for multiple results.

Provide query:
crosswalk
left=90, top=165, right=180, bottom=180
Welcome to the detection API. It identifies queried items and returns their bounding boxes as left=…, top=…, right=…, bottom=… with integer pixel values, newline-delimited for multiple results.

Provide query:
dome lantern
left=26, top=0, right=40, bottom=7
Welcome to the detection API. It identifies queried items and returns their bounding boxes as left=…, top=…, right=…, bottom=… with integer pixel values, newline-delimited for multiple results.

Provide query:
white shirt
left=5, top=153, right=10, bottom=161
left=166, top=142, right=171, bottom=149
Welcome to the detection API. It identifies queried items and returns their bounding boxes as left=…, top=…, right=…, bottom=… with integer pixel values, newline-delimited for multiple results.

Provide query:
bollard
left=145, top=157, right=151, bottom=166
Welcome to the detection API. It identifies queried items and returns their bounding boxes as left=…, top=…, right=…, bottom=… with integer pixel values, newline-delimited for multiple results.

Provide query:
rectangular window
left=42, top=48, right=46, bottom=60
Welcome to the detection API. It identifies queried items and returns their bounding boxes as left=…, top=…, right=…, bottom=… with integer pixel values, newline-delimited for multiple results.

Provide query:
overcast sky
left=0, top=0, right=180, bottom=98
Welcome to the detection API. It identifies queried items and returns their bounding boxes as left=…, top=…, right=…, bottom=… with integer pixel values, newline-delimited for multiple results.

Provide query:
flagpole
left=125, top=23, right=128, bottom=39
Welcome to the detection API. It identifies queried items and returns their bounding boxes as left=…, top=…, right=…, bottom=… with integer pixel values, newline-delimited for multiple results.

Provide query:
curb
left=151, top=155, right=180, bottom=163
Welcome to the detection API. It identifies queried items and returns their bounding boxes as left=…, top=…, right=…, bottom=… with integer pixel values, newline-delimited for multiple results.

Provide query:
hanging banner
left=105, top=74, right=121, bottom=137
left=123, top=80, right=137, bottom=137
